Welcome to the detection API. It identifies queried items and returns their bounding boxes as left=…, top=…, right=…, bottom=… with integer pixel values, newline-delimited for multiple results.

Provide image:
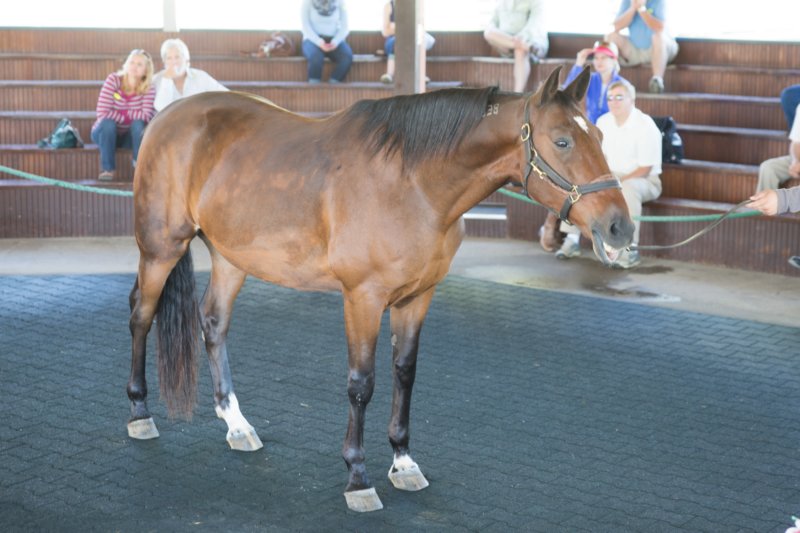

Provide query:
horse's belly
left=215, top=243, right=342, bottom=292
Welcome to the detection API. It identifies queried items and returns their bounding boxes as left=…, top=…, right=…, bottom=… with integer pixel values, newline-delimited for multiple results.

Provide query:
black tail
left=156, top=249, right=200, bottom=420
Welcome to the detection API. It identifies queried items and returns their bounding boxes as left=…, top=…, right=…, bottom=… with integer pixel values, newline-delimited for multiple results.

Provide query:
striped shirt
left=92, top=73, right=156, bottom=133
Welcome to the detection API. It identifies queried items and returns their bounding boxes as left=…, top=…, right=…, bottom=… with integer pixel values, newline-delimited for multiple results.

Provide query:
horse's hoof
left=127, top=418, right=159, bottom=440
left=344, top=487, right=383, bottom=512
left=388, top=463, right=429, bottom=491
left=227, top=427, right=263, bottom=451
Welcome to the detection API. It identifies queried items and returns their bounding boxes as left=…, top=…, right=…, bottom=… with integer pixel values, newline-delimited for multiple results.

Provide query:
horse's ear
left=563, top=65, right=591, bottom=103
left=533, top=65, right=563, bottom=107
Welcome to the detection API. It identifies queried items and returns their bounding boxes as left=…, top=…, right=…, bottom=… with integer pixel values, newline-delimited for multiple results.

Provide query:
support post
left=394, top=0, right=425, bottom=95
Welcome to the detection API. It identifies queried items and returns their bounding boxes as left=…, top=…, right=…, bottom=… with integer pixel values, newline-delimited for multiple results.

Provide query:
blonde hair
left=608, top=78, right=636, bottom=101
left=118, top=49, right=154, bottom=94
left=160, top=38, right=191, bottom=65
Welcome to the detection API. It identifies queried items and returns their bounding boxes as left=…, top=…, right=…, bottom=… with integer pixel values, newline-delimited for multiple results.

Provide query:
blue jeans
left=780, top=85, right=800, bottom=131
left=301, top=39, right=353, bottom=82
left=384, top=36, right=395, bottom=57
left=90, top=118, right=145, bottom=171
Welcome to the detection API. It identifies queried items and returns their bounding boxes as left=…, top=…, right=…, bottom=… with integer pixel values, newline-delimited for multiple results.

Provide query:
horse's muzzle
left=590, top=211, right=635, bottom=266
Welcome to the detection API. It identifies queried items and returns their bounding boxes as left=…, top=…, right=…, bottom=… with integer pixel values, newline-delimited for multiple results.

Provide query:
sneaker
left=380, top=73, right=393, bottom=84
left=98, top=170, right=115, bottom=181
left=555, top=239, right=581, bottom=260
left=789, top=256, right=800, bottom=270
left=613, top=249, right=642, bottom=269
left=648, top=76, right=664, bottom=94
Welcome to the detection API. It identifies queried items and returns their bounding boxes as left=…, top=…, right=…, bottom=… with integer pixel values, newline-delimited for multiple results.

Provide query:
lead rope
left=630, top=199, right=753, bottom=250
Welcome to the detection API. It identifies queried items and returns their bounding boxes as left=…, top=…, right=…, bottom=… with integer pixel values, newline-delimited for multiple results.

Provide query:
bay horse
left=127, top=66, right=633, bottom=512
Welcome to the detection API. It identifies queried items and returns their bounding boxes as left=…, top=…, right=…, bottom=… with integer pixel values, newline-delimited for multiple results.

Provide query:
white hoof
left=226, top=427, right=263, bottom=451
left=344, top=487, right=383, bottom=512
left=388, top=463, right=429, bottom=491
left=127, top=418, right=159, bottom=440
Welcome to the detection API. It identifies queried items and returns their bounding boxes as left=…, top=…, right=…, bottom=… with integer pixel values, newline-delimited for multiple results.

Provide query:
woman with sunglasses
left=90, top=49, right=156, bottom=181
left=563, top=41, right=627, bottom=124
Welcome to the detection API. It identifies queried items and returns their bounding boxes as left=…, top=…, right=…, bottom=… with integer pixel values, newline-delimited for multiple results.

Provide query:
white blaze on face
left=573, top=115, right=590, bottom=134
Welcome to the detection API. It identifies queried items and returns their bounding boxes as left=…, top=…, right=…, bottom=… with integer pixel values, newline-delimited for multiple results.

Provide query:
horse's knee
left=347, top=371, right=375, bottom=406
left=201, top=314, right=225, bottom=346
left=393, top=358, right=417, bottom=387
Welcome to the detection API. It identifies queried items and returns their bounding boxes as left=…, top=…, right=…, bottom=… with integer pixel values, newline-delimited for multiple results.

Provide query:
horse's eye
left=554, top=138, right=571, bottom=149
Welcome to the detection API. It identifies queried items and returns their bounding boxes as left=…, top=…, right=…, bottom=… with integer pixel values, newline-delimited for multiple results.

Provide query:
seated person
left=564, top=41, right=627, bottom=124
left=605, top=0, right=679, bottom=94
left=90, top=49, right=155, bottom=181
left=301, top=0, right=353, bottom=84
left=153, top=38, right=228, bottom=112
left=555, top=79, right=662, bottom=269
left=380, top=0, right=435, bottom=84
left=756, top=102, right=800, bottom=192
left=483, top=0, right=548, bottom=93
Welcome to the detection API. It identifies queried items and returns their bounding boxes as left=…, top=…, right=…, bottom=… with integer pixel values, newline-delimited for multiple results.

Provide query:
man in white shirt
left=555, top=78, right=662, bottom=268
left=153, top=38, right=228, bottom=112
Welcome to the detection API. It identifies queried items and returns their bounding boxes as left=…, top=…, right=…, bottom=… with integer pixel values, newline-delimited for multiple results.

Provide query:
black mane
left=343, top=86, right=501, bottom=170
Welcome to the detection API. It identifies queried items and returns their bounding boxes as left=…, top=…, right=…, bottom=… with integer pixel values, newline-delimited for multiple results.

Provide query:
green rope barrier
left=494, top=185, right=761, bottom=222
left=0, top=164, right=763, bottom=222
left=0, top=164, right=133, bottom=197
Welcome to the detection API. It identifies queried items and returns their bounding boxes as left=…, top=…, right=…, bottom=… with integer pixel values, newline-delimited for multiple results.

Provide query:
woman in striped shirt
left=90, top=49, right=156, bottom=180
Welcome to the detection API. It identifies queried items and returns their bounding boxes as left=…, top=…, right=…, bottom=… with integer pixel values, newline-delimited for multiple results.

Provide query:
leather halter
left=519, top=97, right=621, bottom=223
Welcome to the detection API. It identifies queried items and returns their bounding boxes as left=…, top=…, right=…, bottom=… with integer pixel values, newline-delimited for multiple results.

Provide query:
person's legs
left=621, top=177, right=661, bottom=245
left=483, top=28, right=515, bottom=53
left=756, top=156, right=792, bottom=192
left=555, top=220, right=581, bottom=259
left=128, top=120, right=146, bottom=167
left=650, top=31, right=668, bottom=80
left=605, top=32, right=638, bottom=66
left=329, top=41, right=353, bottom=82
left=90, top=118, right=118, bottom=172
left=512, top=45, right=531, bottom=93
left=382, top=36, right=396, bottom=82
left=302, top=39, right=325, bottom=83
left=780, top=85, right=800, bottom=131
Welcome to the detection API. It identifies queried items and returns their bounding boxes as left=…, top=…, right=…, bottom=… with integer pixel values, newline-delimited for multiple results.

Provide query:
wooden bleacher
left=0, top=28, right=798, bottom=274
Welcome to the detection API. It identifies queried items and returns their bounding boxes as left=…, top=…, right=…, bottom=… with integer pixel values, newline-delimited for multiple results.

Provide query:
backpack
left=37, top=118, right=85, bottom=149
left=651, top=116, right=684, bottom=164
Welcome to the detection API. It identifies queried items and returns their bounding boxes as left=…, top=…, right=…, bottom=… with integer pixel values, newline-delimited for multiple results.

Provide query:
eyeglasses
left=606, top=94, right=627, bottom=101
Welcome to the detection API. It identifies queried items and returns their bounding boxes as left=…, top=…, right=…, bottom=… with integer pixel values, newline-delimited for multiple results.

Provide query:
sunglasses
left=606, top=94, right=627, bottom=101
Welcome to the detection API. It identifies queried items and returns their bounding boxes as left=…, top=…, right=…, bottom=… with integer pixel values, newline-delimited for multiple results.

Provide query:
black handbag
left=651, top=116, right=684, bottom=164
left=37, top=118, right=85, bottom=149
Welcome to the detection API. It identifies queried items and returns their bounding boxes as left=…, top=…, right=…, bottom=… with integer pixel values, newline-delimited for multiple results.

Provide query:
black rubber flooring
left=1, top=273, right=799, bottom=532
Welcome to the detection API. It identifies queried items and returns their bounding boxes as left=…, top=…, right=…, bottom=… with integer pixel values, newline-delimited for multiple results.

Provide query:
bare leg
left=386, top=288, right=435, bottom=492
left=513, top=45, right=531, bottom=93
left=199, top=242, right=261, bottom=451
left=650, top=32, right=667, bottom=79
left=341, top=288, right=386, bottom=512
left=127, top=245, right=189, bottom=439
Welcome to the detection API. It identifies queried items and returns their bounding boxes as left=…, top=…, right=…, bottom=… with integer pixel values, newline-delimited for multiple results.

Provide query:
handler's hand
left=748, top=189, right=779, bottom=216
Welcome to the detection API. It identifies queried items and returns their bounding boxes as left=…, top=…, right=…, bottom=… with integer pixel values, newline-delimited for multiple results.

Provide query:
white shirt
left=153, top=68, right=229, bottom=112
left=596, top=107, right=662, bottom=178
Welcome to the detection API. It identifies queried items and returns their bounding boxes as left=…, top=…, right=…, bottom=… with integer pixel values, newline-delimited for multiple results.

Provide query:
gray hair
left=160, top=38, right=191, bottom=64
left=607, top=79, right=636, bottom=101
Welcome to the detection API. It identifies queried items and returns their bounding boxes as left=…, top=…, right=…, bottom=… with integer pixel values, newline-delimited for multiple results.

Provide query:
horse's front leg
left=341, top=289, right=385, bottom=512
left=387, top=288, right=434, bottom=492
left=201, top=250, right=262, bottom=451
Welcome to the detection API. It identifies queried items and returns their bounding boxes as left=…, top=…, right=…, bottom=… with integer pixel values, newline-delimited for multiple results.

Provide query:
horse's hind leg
left=200, top=242, right=262, bottom=451
left=341, top=288, right=386, bottom=512
left=387, top=288, right=434, bottom=492
left=127, top=247, right=190, bottom=439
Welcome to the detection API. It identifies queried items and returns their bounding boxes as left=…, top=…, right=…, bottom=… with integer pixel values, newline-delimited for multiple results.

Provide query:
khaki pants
left=561, top=176, right=662, bottom=244
left=757, top=155, right=793, bottom=192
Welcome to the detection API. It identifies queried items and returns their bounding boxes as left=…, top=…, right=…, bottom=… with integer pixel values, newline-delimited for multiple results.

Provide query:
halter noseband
left=519, top=97, right=621, bottom=223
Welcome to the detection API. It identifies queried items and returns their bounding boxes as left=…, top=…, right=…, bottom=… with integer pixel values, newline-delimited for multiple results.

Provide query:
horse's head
left=520, top=66, right=634, bottom=265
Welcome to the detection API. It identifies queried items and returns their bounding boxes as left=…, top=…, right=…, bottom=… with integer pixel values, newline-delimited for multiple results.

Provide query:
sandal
left=98, top=170, right=115, bottom=181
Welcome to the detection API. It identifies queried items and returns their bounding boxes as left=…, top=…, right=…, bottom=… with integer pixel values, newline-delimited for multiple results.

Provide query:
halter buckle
left=569, top=185, right=582, bottom=204
left=520, top=123, right=531, bottom=142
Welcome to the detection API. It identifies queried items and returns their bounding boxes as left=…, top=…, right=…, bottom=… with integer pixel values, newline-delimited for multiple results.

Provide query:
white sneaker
left=555, top=239, right=581, bottom=259
left=613, top=249, right=642, bottom=269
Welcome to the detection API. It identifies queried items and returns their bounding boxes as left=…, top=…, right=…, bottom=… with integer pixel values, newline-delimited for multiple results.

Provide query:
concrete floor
left=1, top=236, right=797, bottom=328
